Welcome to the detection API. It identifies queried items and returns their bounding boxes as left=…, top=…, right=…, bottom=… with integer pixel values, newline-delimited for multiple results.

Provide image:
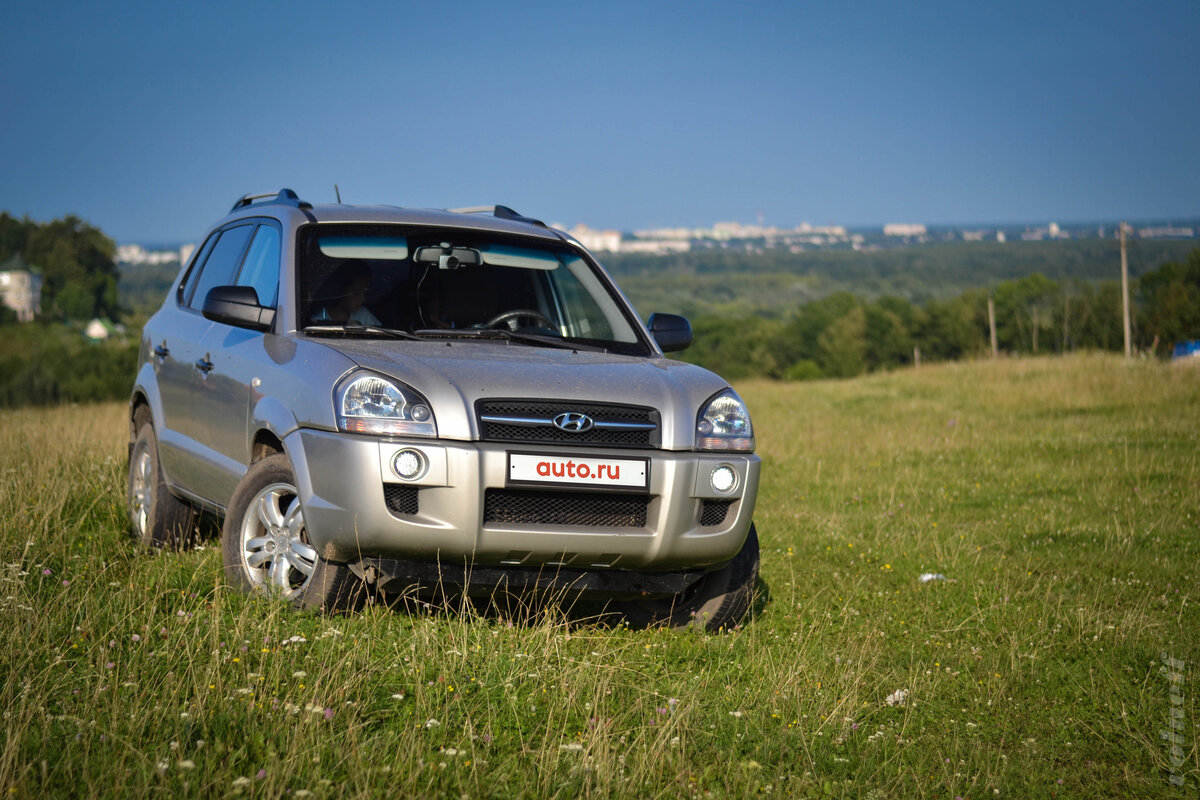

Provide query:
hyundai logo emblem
left=552, top=412, right=594, bottom=433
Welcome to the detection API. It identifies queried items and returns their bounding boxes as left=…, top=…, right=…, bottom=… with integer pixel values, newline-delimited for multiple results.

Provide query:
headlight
left=335, top=373, right=436, bottom=437
left=696, top=388, right=754, bottom=451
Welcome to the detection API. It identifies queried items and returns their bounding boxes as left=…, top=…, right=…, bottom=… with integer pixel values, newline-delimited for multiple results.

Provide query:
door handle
left=194, top=354, right=214, bottom=374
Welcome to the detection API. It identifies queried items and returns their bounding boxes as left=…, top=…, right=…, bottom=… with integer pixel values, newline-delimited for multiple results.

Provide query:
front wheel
left=614, top=524, right=760, bottom=632
left=221, top=454, right=367, bottom=612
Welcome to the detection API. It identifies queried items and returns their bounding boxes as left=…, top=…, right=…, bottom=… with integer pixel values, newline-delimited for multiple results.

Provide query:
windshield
left=296, top=224, right=648, bottom=355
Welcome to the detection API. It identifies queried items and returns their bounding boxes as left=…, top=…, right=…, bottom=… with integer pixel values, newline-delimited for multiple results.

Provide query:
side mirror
left=647, top=312, right=692, bottom=352
left=202, top=285, right=275, bottom=332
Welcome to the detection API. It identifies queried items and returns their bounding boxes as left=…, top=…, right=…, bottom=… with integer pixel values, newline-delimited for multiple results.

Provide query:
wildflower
left=729, top=711, right=743, bottom=718
left=105, top=662, right=115, bottom=670
left=324, top=707, right=334, bottom=721
left=157, top=760, right=169, bottom=772
left=42, top=569, right=51, bottom=576
left=256, top=769, right=267, bottom=780
left=425, top=719, right=441, bottom=729
left=232, top=777, right=251, bottom=787
left=131, top=634, right=141, bottom=643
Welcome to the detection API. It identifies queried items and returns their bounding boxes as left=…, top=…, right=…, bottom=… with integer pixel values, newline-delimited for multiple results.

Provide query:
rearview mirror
left=413, top=245, right=482, bottom=270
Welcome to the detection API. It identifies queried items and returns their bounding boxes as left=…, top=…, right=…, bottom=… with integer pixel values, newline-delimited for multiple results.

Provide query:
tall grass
left=1, top=353, right=1197, bottom=798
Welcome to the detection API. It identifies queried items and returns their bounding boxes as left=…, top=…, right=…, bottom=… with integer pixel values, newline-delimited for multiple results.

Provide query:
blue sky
left=2, top=0, right=1197, bottom=242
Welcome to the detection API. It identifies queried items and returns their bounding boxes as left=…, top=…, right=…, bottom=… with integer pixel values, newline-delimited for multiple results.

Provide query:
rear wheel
left=127, top=406, right=196, bottom=548
left=615, top=524, right=759, bottom=631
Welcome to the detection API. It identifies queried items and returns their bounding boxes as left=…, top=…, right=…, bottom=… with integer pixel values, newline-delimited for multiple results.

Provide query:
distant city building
left=619, top=239, right=691, bottom=255
left=116, top=243, right=184, bottom=265
left=1020, top=223, right=1068, bottom=242
left=563, top=224, right=622, bottom=253
left=1139, top=226, right=1195, bottom=239
left=0, top=254, right=42, bottom=322
left=883, top=223, right=927, bottom=237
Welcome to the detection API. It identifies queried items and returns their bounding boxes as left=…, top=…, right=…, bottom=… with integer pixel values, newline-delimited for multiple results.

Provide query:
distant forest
left=602, top=239, right=1198, bottom=318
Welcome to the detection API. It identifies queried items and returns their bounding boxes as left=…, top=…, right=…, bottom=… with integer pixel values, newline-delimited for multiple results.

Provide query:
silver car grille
left=476, top=400, right=660, bottom=448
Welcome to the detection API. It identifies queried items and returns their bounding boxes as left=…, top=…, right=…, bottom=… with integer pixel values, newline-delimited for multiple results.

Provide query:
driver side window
left=184, top=224, right=255, bottom=310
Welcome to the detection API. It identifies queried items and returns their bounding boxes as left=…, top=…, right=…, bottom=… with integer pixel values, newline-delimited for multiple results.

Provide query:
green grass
left=1, top=353, right=1197, bottom=798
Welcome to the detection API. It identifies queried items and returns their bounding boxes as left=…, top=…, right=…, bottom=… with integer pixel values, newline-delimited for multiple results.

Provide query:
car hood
left=326, top=339, right=731, bottom=449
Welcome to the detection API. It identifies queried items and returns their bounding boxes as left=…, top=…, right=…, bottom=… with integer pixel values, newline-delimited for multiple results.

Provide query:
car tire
left=297, top=553, right=371, bottom=613
left=222, top=453, right=329, bottom=603
left=128, top=406, right=196, bottom=548
left=616, top=524, right=760, bottom=632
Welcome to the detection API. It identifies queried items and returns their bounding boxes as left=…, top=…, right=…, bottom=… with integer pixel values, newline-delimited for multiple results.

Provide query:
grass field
left=1, top=353, right=1196, bottom=798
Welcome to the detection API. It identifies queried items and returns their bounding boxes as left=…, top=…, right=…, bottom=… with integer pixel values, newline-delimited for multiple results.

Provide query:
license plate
left=507, top=452, right=649, bottom=491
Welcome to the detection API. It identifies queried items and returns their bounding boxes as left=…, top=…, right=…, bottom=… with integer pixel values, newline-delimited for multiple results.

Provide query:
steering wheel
left=486, top=309, right=555, bottom=331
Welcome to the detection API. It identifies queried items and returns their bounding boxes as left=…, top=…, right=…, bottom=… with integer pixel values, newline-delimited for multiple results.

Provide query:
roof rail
left=448, top=204, right=546, bottom=228
left=230, top=188, right=312, bottom=213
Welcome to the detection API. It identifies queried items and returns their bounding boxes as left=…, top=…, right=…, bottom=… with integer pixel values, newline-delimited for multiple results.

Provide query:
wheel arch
left=250, top=395, right=300, bottom=463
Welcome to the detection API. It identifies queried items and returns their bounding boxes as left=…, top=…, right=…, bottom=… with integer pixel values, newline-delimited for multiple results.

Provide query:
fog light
left=392, top=449, right=426, bottom=480
left=710, top=465, right=737, bottom=493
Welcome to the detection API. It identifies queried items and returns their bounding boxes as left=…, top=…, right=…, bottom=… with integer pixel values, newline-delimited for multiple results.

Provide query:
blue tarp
left=1172, top=340, right=1200, bottom=359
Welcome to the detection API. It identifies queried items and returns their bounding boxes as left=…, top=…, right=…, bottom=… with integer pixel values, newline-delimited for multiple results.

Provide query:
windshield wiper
left=412, top=328, right=607, bottom=353
left=303, top=323, right=423, bottom=341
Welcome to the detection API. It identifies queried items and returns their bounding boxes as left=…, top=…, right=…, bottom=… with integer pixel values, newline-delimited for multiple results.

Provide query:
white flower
left=231, top=777, right=251, bottom=787
left=425, top=718, right=440, bottom=729
left=729, top=710, right=743, bottom=718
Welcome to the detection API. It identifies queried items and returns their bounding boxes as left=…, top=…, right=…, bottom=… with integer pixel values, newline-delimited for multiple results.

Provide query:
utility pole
left=1120, top=221, right=1132, bottom=358
left=988, top=293, right=998, bottom=357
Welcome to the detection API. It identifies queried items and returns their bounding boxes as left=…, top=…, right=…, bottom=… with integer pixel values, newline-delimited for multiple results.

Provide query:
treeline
left=0, top=212, right=120, bottom=321
left=0, top=322, right=138, bottom=407
left=676, top=247, right=1200, bottom=381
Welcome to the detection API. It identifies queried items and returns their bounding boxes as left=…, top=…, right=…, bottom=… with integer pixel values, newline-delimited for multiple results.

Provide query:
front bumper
left=285, top=428, right=760, bottom=572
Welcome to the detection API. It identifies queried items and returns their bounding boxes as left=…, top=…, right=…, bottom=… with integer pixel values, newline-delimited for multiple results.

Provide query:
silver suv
left=128, top=190, right=760, bottom=629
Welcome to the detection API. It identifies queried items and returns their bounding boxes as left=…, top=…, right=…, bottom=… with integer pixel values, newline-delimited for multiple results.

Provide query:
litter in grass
left=919, top=573, right=948, bottom=582
left=885, top=689, right=909, bottom=707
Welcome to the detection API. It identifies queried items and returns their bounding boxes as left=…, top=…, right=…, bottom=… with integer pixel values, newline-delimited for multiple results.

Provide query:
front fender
left=251, top=394, right=301, bottom=448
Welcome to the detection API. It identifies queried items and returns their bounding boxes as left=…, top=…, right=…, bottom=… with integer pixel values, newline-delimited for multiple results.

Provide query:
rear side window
left=185, top=224, right=255, bottom=310
left=236, top=224, right=281, bottom=307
